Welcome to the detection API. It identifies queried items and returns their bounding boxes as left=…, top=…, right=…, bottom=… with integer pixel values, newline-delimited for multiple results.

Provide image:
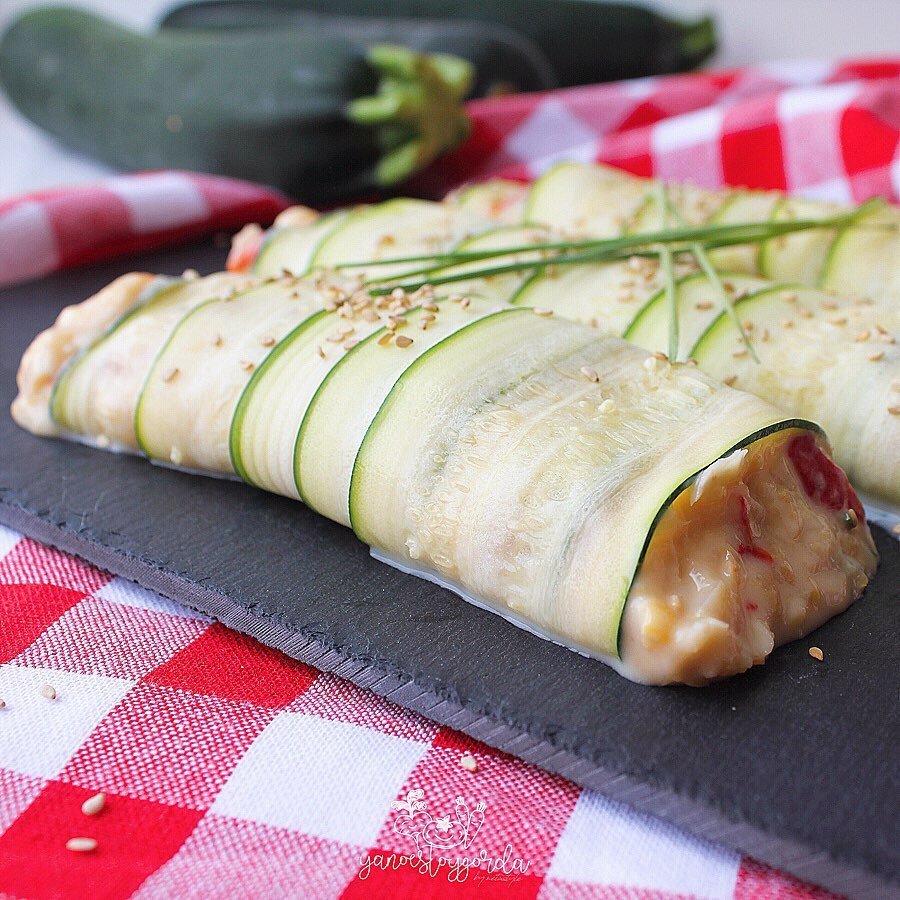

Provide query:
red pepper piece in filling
left=787, top=432, right=864, bottom=519
left=226, top=233, right=263, bottom=273
left=733, top=493, right=774, bottom=563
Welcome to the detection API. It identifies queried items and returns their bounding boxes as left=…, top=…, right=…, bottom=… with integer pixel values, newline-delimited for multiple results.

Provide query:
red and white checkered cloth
left=0, top=526, right=838, bottom=899
left=2, top=57, right=897, bottom=898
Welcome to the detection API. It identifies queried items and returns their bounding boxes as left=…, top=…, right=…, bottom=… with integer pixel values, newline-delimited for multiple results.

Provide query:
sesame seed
left=588, top=317, right=599, bottom=329
left=879, top=333, right=896, bottom=344
left=39, top=684, right=56, bottom=700
left=533, top=308, right=554, bottom=317
left=162, top=367, right=180, bottom=383
left=854, top=329, right=871, bottom=342
left=888, top=405, right=900, bottom=416
left=616, top=290, right=633, bottom=303
left=869, top=351, right=885, bottom=362
left=652, top=351, right=668, bottom=362
left=395, top=335, right=414, bottom=348
left=212, top=334, right=223, bottom=347
left=449, top=294, right=464, bottom=303
left=782, top=319, right=794, bottom=329
left=580, top=366, right=600, bottom=383
left=798, top=307, right=813, bottom=319
left=761, top=329, right=770, bottom=342
left=780, top=290, right=798, bottom=303
left=808, top=646, right=824, bottom=662
left=259, top=336, right=275, bottom=347
left=732, top=348, right=748, bottom=358
left=377, top=332, right=394, bottom=347
left=0, top=698, right=5, bottom=709
left=722, top=375, right=738, bottom=386
left=460, top=755, right=478, bottom=773
left=827, top=316, right=847, bottom=326
left=81, top=793, right=106, bottom=816
left=390, top=288, right=406, bottom=301
left=66, top=837, right=97, bottom=853
left=423, top=302, right=439, bottom=312
left=239, top=360, right=255, bottom=371
left=821, top=299, right=838, bottom=310
left=362, top=308, right=380, bottom=322
left=317, top=345, right=326, bottom=359
left=875, top=324, right=887, bottom=335
left=342, top=339, right=359, bottom=351
left=460, top=298, right=471, bottom=309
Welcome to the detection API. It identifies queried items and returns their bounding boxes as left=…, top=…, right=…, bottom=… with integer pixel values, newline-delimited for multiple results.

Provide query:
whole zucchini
left=160, top=0, right=717, bottom=87
left=159, top=1, right=558, bottom=97
left=0, top=7, right=473, bottom=202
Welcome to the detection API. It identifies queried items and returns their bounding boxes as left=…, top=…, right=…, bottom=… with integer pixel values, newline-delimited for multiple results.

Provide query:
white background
left=1, top=0, right=897, bottom=198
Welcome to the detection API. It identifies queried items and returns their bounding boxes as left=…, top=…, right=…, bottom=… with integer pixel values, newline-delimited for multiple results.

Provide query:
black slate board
left=1, top=241, right=897, bottom=898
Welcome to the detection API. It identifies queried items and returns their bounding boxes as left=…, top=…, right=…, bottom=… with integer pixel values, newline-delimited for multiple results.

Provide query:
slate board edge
left=0, top=495, right=891, bottom=900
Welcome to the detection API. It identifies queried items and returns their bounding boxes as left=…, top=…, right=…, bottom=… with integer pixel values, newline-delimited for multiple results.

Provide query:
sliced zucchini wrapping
left=624, top=272, right=766, bottom=359
left=295, top=295, right=503, bottom=524
left=50, top=272, right=254, bottom=450
left=691, top=285, right=900, bottom=508
left=350, top=310, right=875, bottom=679
left=431, top=224, right=552, bottom=302
left=821, top=201, right=900, bottom=307
left=135, top=280, right=324, bottom=472
left=15, top=276, right=878, bottom=684
left=758, top=197, right=842, bottom=283
left=706, top=190, right=781, bottom=274
left=524, top=161, right=652, bottom=237
left=446, top=179, right=530, bottom=225
left=229, top=290, right=400, bottom=498
left=510, top=259, right=662, bottom=333
left=253, top=210, right=352, bottom=279
left=309, top=197, right=489, bottom=279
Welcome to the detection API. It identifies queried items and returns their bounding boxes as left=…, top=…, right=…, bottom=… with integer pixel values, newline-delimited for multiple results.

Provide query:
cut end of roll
left=621, top=429, right=877, bottom=686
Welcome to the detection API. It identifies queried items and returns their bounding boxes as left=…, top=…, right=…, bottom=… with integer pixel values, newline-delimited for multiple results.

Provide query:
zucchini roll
left=14, top=276, right=877, bottom=685
left=236, top=196, right=900, bottom=510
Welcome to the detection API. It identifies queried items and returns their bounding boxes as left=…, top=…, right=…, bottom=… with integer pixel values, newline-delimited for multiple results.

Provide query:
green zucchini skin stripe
left=347, top=307, right=526, bottom=541
left=133, top=296, right=224, bottom=457
left=50, top=277, right=178, bottom=428
left=230, top=309, right=329, bottom=484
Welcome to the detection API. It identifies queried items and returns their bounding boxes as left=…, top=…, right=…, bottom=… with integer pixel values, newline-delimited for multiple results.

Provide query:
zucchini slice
left=295, top=295, right=503, bottom=524
left=135, top=280, right=322, bottom=472
left=350, top=308, right=800, bottom=660
left=820, top=201, right=900, bottom=306
left=253, top=210, right=352, bottom=279
left=510, top=259, right=662, bottom=333
left=51, top=272, right=251, bottom=449
left=309, top=198, right=488, bottom=279
left=436, top=224, right=551, bottom=302
left=758, top=197, right=842, bottom=283
left=447, top=179, right=530, bottom=224
left=624, top=272, right=766, bottom=359
left=706, top=190, right=780, bottom=274
left=625, top=181, right=724, bottom=233
left=691, top=284, right=900, bottom=505
left=229, top=291, right=399, bottom=497
left=524, top=161, right=650, bottom=237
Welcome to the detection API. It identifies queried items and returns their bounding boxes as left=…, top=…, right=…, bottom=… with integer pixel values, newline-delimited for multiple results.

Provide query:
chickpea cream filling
left=620, top=429, right=877, bottom=685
